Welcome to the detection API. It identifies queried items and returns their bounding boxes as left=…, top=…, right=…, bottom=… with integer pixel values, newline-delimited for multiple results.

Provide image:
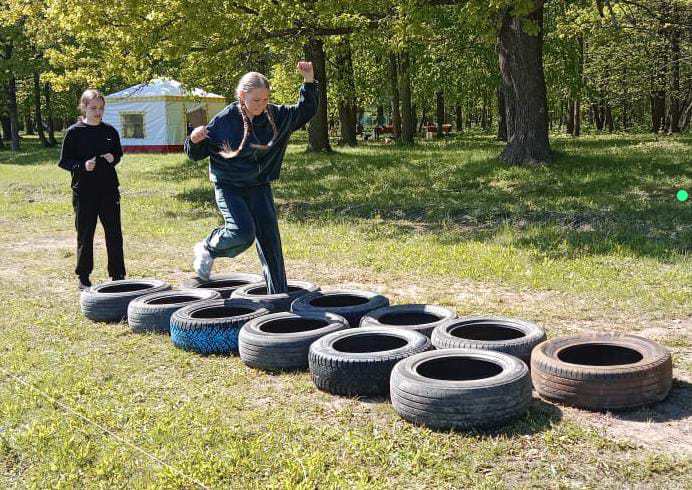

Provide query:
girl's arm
left=276, top=61, right=320, bottom=132
left=58, top=129, right=86, bottom=172
left=184, top=125, right=211, bottom=161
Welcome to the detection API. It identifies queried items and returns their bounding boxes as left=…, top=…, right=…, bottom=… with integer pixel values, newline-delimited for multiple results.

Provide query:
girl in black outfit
left=59, top=89, right=125, bottom=290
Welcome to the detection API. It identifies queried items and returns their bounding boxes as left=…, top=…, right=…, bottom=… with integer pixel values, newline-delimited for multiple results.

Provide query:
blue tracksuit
left=184, top=82, right=319, bottom=294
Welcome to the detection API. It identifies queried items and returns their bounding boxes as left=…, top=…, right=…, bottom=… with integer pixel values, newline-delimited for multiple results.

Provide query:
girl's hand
left=190, top=126, right=209, bottom=144
left=85, top=158, right=96, bottom=172
left=101, top=153, right=114, bottom=163
left=297, top=61, right=314, bottom=83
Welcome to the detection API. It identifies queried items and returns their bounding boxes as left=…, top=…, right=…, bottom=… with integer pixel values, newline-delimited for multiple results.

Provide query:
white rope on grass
left=0, top=367, right=210, bottom=490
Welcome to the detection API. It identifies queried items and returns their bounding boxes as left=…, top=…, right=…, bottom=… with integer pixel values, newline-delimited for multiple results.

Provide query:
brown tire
left=531, top=334, right=672, bottom=411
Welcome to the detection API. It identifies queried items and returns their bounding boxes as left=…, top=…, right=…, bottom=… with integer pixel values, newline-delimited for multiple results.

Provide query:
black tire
left=238, top=312, right=349, bottom=371
left=308, top=327, right=431, bottom=397
left=127, top=289, right=221, bottom=334
left=531, top=335, right=672, bottom=411
left=80, top=279, right=171, bottom=322
left=431, top=316, right=546, bottom=364
left=291, top=289, right=390, bottom=327
left=231, top=280, right=319, bottom=312
left=360, top=304, right=456, bottom=337
left=391, top=349, right=532, bottom=430
left=181, top=273, right=263, bottom=299
left=170, top=299, right=272, bottom=355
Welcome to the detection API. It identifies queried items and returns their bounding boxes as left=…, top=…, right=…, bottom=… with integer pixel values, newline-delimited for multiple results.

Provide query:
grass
left=0, top=132, right=690, bottom=488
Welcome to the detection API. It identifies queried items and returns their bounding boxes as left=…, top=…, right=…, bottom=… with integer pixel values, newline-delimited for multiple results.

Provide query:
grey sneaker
left=193, top=240, right=214, bottom=281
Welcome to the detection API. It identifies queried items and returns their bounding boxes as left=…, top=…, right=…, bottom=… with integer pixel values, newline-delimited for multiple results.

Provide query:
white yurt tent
left=103, top=79, right=227, bottom=153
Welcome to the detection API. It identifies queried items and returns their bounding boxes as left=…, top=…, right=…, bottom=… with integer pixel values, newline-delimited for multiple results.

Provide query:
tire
left=170, top=299, right=272, bottom=355
left=231, top=280, right=319, bottom=312
left=181, top=273, right=263, bottom=299
left=360, top=304, right=456, bottom=338
left=127, top=289, right=221, bottom=334
left=80, top=279, right=171, bottom=322
left=531, top=335, right=672, bottom=411
left=391, top=349, right=532, bottom=430
left=291, top=289, right=390, bottom=327
left=308, top=327, right=431, bottom=397
left=239, top=312, right=349, bottom=371
left=431, top=316, right=546, bottom=364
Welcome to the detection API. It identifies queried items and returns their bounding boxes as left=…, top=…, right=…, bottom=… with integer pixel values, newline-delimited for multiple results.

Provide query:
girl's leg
left=98, top=190, right=126, bottom=280
left=247, top=184, right=288, bottom=294
left=73, top=192, right=99, bottom=281
left=205, top=185, right=256, bottom=258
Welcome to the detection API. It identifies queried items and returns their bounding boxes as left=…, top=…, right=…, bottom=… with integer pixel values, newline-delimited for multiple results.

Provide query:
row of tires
left=79, top=275, right=673, bottom=430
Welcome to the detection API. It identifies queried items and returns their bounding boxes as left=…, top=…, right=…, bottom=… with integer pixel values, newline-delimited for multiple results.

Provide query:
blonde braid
left=265, top=105, right=278, bottom=145
left=219, top=102, right=252, bottom=159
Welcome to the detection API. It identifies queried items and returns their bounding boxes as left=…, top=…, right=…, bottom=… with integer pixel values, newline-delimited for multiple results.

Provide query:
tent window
left=120, top=113, right=145, bottom=139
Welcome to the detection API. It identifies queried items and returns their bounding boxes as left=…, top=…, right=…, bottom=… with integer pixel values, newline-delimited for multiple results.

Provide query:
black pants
left=73, top=190, right=125, bottom=279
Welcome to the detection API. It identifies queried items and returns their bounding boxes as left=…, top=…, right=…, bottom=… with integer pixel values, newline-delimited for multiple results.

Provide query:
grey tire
left=391, top=349, right=532, bottom=430
left=291, top=289, right=390, bottom=327
left=309, top=327, right=431, bottom=397
left=239, top=312, right=349, bottom=371
left=431, top=316, right=546, bottom=364
left=231, top=280, right=319, bottom=312
left=360, top=304, right=456, bottom=337
left=181, top=273, right=263, bottom=299
left=127, top=289, right=221, bottom=333
left=80, top=279, right=171, bottom=322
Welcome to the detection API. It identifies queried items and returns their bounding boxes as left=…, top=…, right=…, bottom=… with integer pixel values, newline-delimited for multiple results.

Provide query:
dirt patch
left=558, top=370, right=692, bottom=455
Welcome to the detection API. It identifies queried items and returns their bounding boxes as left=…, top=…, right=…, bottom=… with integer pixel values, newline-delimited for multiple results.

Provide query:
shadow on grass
left=0, top=138, right=63, bottom=166
left=609, top=378, right=692, bottom=423
left=159, top=134, right=691, bottom=260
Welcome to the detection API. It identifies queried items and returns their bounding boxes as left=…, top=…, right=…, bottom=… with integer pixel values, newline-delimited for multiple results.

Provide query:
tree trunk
left=573, top=97, right=581, bottom=137
left=24, top=114, right=35, bottom=135
left=335, top=38, right=357, bottom=147
left=1, top=117, right=12, bottom=141
left=389, top=53, right=401, bottom=138
left=455, top=104, right=463, bottom=133
left=304, top=38, right=331, bottom=152
left=34, top=72, right=50, bottom=147
left=566, top=100, right=575, bottom=134
left=398, top=51, right=414, bottom=144
left=44, top=83, right=57, bottom=146
left=498, top=0, right=551, bottom=165
left=6, top=82, right=20, bottom=151
left=435, top=90, right=444, bottom=138
left=605, top=103, right=614, bottom=132
left=497, top=87, right=507, bottom=141
left=498, top=33, right=517, bottom=142
left=668, top=19, right=681, bottom=133
left=592, top=103, right=603, bottom=130
left=419, top=102, right=427, bottom=133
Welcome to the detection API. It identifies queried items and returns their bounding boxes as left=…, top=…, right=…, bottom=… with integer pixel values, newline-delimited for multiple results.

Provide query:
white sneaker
left=193, top=241, right=214, bottom=281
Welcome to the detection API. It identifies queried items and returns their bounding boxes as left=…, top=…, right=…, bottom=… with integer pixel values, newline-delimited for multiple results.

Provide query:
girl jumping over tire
left=185, top=62, right=318, bottom=294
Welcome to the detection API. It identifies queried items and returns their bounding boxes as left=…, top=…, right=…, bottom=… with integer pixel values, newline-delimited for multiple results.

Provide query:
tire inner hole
left=148, top=295, right=201, bottom=305
left=260, top=318, right=329, bottom=334
left=379, top=312, right=441, bottom=325
left=557, top=344, right=643, bottom=366
left=416, top=357, right=504, bottom=380
left=450, top=324, right=525, bottom=341
left=199, top=280, right=247, bottom=289
left=191, top=307, right=255, bottom=319
left=100, top=284, right=153, bottom=293
left=309, top=295, right=370, bottom=308
left=333, top=334, right=407, bottom=353
left=247, top=285, right=306, bottom=295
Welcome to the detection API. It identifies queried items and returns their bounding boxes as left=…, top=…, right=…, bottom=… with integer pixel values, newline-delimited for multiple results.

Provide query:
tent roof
left=106, top=78, right=225, bottom=99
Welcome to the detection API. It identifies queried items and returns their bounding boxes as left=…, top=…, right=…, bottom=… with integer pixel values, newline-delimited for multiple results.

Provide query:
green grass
left=0, top=132, right=690, bottom=488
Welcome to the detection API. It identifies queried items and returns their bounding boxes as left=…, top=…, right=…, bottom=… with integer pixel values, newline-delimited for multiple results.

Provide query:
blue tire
left=170, top=299, right=272, bottom=355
